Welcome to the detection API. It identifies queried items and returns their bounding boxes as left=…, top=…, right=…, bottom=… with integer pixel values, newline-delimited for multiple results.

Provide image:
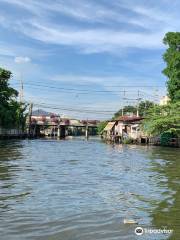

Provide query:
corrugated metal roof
left=116, top=116, right=144, bottom=122
left=103, top=121, right=115, bottom=131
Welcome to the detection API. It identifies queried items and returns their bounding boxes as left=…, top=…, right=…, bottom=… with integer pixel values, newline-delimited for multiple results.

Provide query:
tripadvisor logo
left=135, top=227, right=144, bottom=236
left=135, top=226, right=173, bottom=236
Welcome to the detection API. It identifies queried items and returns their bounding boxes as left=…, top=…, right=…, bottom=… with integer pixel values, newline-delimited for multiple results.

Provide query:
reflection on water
left=0, top=139, right=179, bottom=240
left=148, top=147, right=180, bottom=240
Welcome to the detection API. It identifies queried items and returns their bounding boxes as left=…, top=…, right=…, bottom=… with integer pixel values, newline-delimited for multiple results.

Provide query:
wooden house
left=102, top=116, right=145, bottom=143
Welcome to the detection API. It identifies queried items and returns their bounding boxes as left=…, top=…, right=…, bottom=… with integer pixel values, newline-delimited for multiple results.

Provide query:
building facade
left=160, top=96, right=170, bottom=106
left=102, top=116, right=145, bottom=143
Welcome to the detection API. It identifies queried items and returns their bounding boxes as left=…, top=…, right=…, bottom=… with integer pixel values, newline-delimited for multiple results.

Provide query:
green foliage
left=113, top=101, right=154, bottom=118
left=163, top=32, right=180, bottom=102
left=138, top=100, right=154, bottom=116
left=114, top=105, right=137, bottom=118
left=0, top=67, right=27, bottom=129
left=0, top=68, right=18, bottom=103
left=142, top=32, right=180, bottom=138
left=122, top=138, right=133, bottom=144
left=160, top=131, right=177, bottom=146
left=97, top=121, right=108, bottom=134
left=142, top=102, right=180, bottom=136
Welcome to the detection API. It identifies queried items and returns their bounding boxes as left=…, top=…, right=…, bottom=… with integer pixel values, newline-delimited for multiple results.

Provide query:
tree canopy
left=113, top=100, right=154, bottom=119
left=0, top=67, right=27, bottom=129
left=114, top=105, right=136, bottom=118
left=142, top=32, right=180, bottom=138
left=142, top=102, right=180, bottom=136
left=163, top=32, right=180, bottom=102
left=138, top=101, right=154, bottom=116
left=97, top=121, right=108, bottom=134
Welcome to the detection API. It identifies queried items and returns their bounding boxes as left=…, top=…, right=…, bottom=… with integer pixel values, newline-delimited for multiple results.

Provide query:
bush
left=122, top=138, right=133, bottom=144
left=160, top=131, right=177, bottom=146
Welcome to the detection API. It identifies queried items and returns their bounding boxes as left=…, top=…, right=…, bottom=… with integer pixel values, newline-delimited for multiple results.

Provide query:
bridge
left=28, top=117, right=99, bottom=138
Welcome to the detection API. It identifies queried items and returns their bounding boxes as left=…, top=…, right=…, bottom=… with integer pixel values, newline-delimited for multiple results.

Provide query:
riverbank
left=0, top=132, right=179, bottom=147
left=102, top=135, right=180, bottom=148
left=0, top=128, right=27, bottom=139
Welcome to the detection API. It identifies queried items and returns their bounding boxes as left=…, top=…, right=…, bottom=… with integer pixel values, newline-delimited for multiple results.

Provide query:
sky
left=0, top=0, right=179, bottom=119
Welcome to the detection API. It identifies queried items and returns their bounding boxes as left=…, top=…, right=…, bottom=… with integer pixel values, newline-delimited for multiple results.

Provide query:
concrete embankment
left=0, top=128, right=27, bottom=139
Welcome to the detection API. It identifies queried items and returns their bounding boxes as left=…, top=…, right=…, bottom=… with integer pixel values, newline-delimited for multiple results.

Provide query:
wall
left=0, top=127, right=24, bottom=137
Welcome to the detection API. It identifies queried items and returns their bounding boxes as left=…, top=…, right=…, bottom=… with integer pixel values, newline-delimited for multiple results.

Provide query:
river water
left=0, top=138, right=179, bottom=240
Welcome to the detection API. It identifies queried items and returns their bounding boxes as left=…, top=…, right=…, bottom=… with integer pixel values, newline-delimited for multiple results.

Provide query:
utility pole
left=28, top=103, right=33, bottom=137
left=154, top=88, right=158, bottom=103
left=144, top=100, right=147, bottom=116
left=85, top=119, right=89, bottom=139
left=137, top=90, right=140, bottom=117
left=19, top=73, right=24, bottom=103
left=122, top=89, right=126, bottom=116
left=57, top=125, right=61, bottom=138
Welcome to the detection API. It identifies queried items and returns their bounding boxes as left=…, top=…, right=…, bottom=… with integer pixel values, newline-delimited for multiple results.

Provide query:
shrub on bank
left=122, top=138, right=133, bottom=144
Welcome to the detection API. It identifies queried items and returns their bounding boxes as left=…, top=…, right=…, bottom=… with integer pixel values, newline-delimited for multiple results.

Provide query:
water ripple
left=0, top=139, right=179, bottom=240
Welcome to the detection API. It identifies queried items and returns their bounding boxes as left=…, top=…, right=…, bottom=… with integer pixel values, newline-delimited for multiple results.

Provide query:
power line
left=32, top=102, right=116, bottom=115
left=11, top=83, right=161, bottom=102
left=11, top=80, right=165, bottom=93
left=9, top=80, right=162, bottom=118
left=11, top=82, right=126, bottom=93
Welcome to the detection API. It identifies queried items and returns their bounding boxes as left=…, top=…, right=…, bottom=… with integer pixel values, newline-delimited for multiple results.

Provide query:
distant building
left=31, top=109, right=60, bottom=125
left=81, top=120, right=100, bottom=125
left=29, top=109, right=60, bottom=136
left=160, top=96, right=170, bottom=106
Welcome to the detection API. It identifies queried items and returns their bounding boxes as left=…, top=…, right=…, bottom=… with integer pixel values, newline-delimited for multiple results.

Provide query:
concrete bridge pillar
left=85, top=125, right=89, bottom=139
left=57, top=126, right=61, bottom=138
left=57, top=125, right=66, bottom=138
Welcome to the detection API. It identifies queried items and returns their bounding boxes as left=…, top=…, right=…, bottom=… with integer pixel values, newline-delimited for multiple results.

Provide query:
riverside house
left=102, top=116, right=145, bottom=143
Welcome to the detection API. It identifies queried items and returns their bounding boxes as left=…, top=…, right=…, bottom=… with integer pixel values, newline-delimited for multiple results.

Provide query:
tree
left=141, top=32, right=180, bottom=139
left=113, top=101, right=154, bottom=119
left=142, top=102, right=180, bottom=136
left=0, top=67, right=27, bottom=129
left=97, top=121, right=108, bottom=134
left=163, top=32, right=180, bottom=102
left=138, top=100, right=154, bottom=116
left=0, top=68, right=18, bottom=103
left=114, top=105, right=137, bottom=118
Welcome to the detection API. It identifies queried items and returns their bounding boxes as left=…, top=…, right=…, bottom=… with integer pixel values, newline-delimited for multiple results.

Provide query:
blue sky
left=0, top=0, right=179, bottom=119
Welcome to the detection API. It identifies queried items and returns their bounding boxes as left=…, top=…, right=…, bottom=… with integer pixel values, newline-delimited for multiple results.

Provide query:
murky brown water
left=0, top=138, right=179, bottom=239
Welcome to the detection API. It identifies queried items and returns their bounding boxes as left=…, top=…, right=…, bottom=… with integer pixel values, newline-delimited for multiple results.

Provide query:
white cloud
left=1, top=0, right=179, bottom=54
left=14, top=56, right=31, bottom=63
left=0, top=46, right=15, bottom=57
left=50, top=74, right=166, bottom=97
left=0, top=0, right=142, bottom=24
left=51, top=74, right=105, bottom=85
left=0, top=0, right=179, bottom=59
left=15, top=20, right=165, bottom=54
